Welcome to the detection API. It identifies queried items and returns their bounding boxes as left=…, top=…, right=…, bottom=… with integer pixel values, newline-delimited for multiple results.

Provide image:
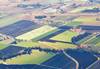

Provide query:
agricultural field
left=0, top=0, right=100, bottom=69
left=16, top=25, right=57, bottom=41
left=96, top=42, right=100, bottom=47
left=79, top=35, right=98, bottom=44
left=0, top=50, right=55, bottom=64
left=0, top=14, right=23, bottom=28
left=16, top=41, right=77, bottom=50
left=38, top=41, right=77, bottom=50
left=74, top=16, right=97, bottom=23
left=76, top=34, right=95, bottom=44
left=65, top=21, right=82, bottom=27
left=0, top=43, right=8, bottom=50
left=16, top=42, right=40, bottom=48
left=70, top=6, right=96, bottom=13
left=50, top=30, right=79, bottom=42
left=84, top=36, right=100, bottom=45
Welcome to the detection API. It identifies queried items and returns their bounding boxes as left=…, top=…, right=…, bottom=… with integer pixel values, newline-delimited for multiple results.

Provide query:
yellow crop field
left=16, top=25, right=57, bottom=41
left=50, top=31, right=78, bottom=42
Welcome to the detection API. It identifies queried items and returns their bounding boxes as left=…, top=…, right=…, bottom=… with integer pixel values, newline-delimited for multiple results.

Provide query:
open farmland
left=0, top=45, right=25, bottom=60
left=0, top=0, right=100, bottom=69
left=0, top=43, right=8, bottom=50
left=65, top=21, right=82, bottom=27
left=0, top=14, right=23, bottom=28
left=0, top=20, right=42, bottom=37
left=74, top=16, right=97, bottom=23
left=42, top=53, right=76, bottom=69
left=76, top=34, right=95, bottom=44
left=38, top=41, right=77, bottom=50
left=70, top=6, right=96, bottom=13
left=80, top=34, right=98, bottom=44
left=16, top=25, right=57, bottom=41
left=16, top=42, right=40, bottom=48
left=0, top=50, right=55, bottom=64
left=84, top=36, right=100, bottom=45
left=50, top=31, right=79, bottom=42
left=16, top=41, right=77, bottom=50
left=96, top=42, right=100, bottom=47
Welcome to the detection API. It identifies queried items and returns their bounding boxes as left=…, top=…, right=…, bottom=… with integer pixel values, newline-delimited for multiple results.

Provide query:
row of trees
left=0, top=46, right=64, bottom=61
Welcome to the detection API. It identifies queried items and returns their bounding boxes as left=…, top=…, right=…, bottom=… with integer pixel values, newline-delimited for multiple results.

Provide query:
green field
left=65, top=21, right=82, bottom=27
left=80, top=35, right=98, bottom=45
left=39, top=41, right=77, bottom=50
left=0, top=50, right=55, bottom=64
left=16, top=25, right=57, bottom=41
left=16, top=40, right=77, bottom=50
left=0, top=14, right=23, bottom=28
left=0, top=43, right=8, bottom=50
left=84, top=37, right=100, bottom=45
left=16, top=42, right=39, bottom=48
left=96, top=42, right=100, bottom=47
left=74, top=17, right=96, bottom=23
left=70, top=6, right=96, bottom=13
left=50, top=30, right=79, bottom=42
left=76, top=34, right=94, bottom=44
left=15, top=30, right=78, bottom=50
